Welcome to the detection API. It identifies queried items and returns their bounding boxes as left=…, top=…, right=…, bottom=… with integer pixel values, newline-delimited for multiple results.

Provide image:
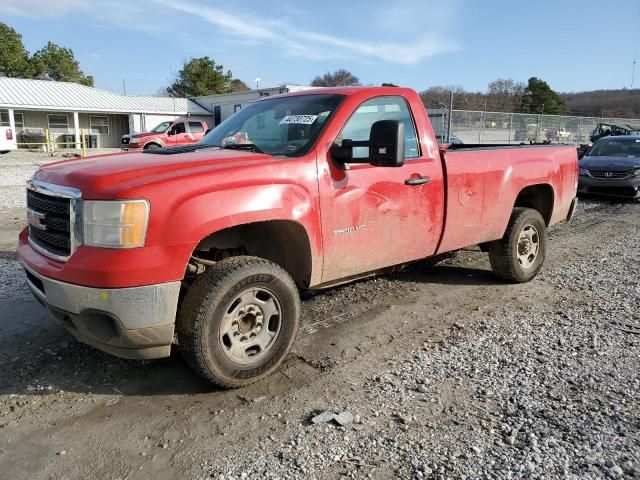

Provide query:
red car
left=121, top=119, right=208, bottom=150
left=19, top=87, right=578, bottom=387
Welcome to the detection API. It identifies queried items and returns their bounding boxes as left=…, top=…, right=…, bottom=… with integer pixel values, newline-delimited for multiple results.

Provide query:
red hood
left=128, top=131, right=162, bottom=139
left=34, top=149, right=274, bottom=199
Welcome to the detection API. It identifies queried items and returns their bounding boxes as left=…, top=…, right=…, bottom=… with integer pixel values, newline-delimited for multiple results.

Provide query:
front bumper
left=22, top=264, right=180, bottom=359
left=121, top=144, right=143, bottom=151
left=578, top=175, right=640, bottom=199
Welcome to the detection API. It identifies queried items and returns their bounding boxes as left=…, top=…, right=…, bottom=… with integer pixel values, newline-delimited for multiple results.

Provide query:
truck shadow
left=401, top=263, right=503, bottom=287
left=1, top=254, right=499, bottom=398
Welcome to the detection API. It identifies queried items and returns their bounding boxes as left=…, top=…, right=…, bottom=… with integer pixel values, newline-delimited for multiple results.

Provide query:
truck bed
left=436, top=144, right=578, bottom=254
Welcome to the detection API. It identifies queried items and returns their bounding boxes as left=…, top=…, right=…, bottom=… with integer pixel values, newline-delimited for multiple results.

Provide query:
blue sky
left=1, top=0, right=639, bottom=96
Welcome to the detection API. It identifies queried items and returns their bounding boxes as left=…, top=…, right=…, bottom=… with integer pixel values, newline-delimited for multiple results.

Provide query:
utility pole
left=446, top=90, right=454, bottom=143
left=632, top=54, right=637, bottom=89
left=122, top=79, right=126, bottom=96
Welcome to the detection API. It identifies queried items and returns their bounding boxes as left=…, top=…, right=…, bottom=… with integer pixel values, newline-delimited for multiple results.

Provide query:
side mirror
left=369, top=120, right=405, bottom=167
left=330, top=120, right=405, bottom=168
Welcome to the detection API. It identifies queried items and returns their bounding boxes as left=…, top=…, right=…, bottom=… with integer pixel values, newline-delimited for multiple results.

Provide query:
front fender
left=161, top=183, right=323, bottom=285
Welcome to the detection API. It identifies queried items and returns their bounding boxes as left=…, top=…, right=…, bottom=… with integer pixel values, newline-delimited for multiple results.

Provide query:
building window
left=14, top=112, right=24, bottom=128
left=89, top=116, right=109, bottom=135
left=48, top=114, right=69, bottom=130
left=234, top=104, right=242, bottom=113
left=1, top=111, right=25, bottom=127
left=214, top=106, right=221, bottom=126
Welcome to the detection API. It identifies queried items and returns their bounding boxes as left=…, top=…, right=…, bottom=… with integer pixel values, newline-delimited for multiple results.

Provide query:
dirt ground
left=0, top=152, right=638, bottom=479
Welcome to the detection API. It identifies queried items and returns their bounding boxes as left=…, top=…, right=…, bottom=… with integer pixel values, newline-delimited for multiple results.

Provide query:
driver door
left=317, top=95, right=444, bottom=283
left=166, top=122, right=191, bottom=146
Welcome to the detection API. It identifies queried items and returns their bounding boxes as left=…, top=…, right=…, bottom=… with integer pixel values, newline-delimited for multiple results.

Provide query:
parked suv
left=121, top=119, right=209, bottom=151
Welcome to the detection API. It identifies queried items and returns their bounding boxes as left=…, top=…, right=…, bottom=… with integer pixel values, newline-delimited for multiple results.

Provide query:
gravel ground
left=202, top=225, right=640, bottom=480
left=0, top=172, right=638, bottom=479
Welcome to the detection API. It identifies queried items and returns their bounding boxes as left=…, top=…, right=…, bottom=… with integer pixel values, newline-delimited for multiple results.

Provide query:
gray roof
left=0, top=77, right=210, bottom=115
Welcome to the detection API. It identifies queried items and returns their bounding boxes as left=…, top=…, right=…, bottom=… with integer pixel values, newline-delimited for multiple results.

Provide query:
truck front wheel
left=488, top=207, right=547, bottom=283
left=177, top=256, right=300, bottom=388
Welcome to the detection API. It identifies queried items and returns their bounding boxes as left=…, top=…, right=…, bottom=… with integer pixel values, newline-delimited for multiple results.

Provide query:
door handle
left=405, top=175, right=431, bottom=186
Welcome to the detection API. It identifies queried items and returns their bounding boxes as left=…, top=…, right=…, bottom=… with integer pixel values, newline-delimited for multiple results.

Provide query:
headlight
left=83, top=200, right=149, bottom=248
left=129, top=137, right=140, bottom=144
left=579, top=167, right=590, bottom=176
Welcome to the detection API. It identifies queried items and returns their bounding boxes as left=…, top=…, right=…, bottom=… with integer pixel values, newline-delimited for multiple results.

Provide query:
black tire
left=177, top=256, right=300, bottom=388
left=143, top=143, right=161, bottom=150
left=488, top=207, right=547, bottom=283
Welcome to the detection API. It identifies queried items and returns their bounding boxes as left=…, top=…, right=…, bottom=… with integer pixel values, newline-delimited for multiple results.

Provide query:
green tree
left=311, top=69, right=360, bottom=87
left=0, top=22, right=33, bottom=77
left=31, top=42, right=93, bottom=86
left=520, top=77, right=566, bottom=114
left=167, top=57, right=233, bottom=97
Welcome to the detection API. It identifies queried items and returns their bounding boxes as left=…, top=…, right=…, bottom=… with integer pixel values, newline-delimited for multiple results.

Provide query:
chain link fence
left=428, top=108, right=640, bottom=145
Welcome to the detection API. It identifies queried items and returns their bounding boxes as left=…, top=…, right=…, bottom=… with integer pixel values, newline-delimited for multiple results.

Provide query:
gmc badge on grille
left=27, top=209, right=47, bottom=230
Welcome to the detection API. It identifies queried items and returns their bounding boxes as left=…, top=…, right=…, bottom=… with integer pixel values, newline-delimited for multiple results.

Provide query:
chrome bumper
left=22, top=264, right=180, bottom=359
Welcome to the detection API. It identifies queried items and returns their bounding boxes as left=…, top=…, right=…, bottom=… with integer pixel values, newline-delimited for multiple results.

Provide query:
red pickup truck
left=19, top=87, right=578, bottom=388
left=120, top=119, right=209, bottom=150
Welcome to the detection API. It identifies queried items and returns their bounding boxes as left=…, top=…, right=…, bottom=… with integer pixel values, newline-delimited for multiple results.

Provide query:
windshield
left=150, top=121, right=172, bottom=133
left=201, top=94, right=345, bottom=156
left=589, top=138, right=640, bottom=157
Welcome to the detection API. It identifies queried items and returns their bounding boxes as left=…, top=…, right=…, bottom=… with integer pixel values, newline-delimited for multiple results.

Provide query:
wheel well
left=192, top=221, right=312, bottom=288
left=514, top=184, right=554, bottom=225
left=143, top=142, right=162, bottom=149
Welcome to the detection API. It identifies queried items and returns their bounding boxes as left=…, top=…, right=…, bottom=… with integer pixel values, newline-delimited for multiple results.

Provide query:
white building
left=0, top=77, right=211, bottom=148
left=193, top=85, right=311, bottom=127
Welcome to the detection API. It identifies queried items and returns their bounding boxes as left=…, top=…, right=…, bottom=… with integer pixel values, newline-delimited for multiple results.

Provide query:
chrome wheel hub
left=219, top=288, right=282, bottom=364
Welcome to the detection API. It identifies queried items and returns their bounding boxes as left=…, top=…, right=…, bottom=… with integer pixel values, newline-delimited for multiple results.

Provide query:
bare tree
left=311, top=69, right=360, bottom=87
left=561, top=89, right=640, bottom=117
left=230, top=78, right=250, bottom=92
left=420, top=86, right=469, bottom=109
left=488, top=78, right=526, bottom=112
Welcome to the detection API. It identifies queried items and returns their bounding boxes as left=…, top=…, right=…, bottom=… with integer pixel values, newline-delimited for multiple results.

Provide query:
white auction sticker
left=279, top=115, right=318, bottom=125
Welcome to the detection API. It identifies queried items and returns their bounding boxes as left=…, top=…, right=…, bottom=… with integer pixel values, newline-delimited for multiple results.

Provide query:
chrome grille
left=589, top=170, right=631, bottom=179
left=26, top=180, right=82, bottom=262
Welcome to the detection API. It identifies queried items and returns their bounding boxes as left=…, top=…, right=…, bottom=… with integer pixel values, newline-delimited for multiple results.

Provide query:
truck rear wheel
left=177, top=256, right=300, bottom=388
left=488, top=207, right=547, bottom=283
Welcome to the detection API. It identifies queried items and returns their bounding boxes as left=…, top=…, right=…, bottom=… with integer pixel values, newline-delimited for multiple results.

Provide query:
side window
left=174, top=122, right=186, bottom=134
left=188, top=122, right=204, bottom=133
left=338, top=96, right=420, bottom=159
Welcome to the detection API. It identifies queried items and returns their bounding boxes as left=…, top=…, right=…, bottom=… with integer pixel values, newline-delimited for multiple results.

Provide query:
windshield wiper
left=214, top=144, right=265, bottom=154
